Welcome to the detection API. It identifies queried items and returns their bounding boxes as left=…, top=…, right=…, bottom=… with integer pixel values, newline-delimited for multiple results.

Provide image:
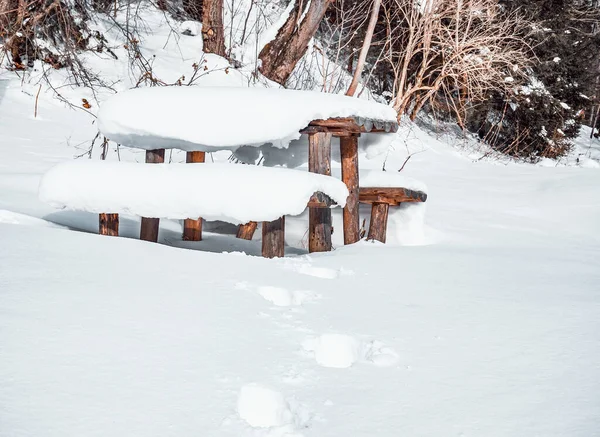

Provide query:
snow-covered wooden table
left=56, top=86, right=427, bottom=256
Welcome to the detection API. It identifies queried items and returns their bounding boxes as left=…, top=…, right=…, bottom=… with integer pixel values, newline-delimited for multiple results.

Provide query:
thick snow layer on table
left=360, top=170, right=427, bottom=192
left=38, top=161, right=348, bottom=224
left=97, top=87, right=397, bottom=151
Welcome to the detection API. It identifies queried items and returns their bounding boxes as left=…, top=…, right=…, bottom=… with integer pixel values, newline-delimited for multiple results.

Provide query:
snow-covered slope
left=1, top=5, right=600, bottom=437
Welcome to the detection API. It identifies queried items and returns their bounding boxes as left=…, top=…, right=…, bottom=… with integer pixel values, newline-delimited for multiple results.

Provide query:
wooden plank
left=308, top=131, right=333, bottom=253
left=183, top=151, right=206, bottom=241
left=300, top=117, right=399, bottom=135
left=359, top=187, right=427, bottom=205
left=367, top=202, right=389, bottom=243
left=237, top=221, right=258, bottom=240
left=340, top=135, right=360, bottom=244
left=262, top=217, right=285, bottom=258
left=140, top=149, right=165, bottom=243
left=99, top=213, right=119, bottom=236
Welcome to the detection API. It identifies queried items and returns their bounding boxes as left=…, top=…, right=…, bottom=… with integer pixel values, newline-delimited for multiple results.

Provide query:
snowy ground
left=2, top=7, right=600, bottom=437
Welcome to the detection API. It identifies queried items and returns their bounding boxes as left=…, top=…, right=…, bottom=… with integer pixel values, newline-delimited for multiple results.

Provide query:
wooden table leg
left=99, top=213, right=119, bottom=236
left=237, top=221, right=258, bottom=240
left=308, top=131, right=332, bottom=253
left=367, top=202, right=389, bottom=243
left=183, top=151, right=206, bottom=241
left=140, top=148, right=165, bottom=243
left=262, top=217, right=285, bottom=258
left=340, top=134, right=360, bottom=244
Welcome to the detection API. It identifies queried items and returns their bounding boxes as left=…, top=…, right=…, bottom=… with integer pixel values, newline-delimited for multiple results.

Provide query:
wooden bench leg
left=99, top=213, right=119, bottom=236
left=140, top=149, right=165, bottom=243
left=262, top=217, right=285, bottom=258
left=237, top=221, right=258, bottom=240
left=340, top=134, right=360, bottom=244
left=183, top=151, right=205, bottom=241
left=308, top=131, right=332, bottom=253
left=367, top=202, right=389, bottom=243
left=183, top=218, right=202, bottom=241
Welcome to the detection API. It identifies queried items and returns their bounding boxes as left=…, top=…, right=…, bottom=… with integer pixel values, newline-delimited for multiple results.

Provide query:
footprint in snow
left=257, top=286, right=320, bottom=307
left=281, top=258, right=354, bottom=280
left=302, top=334, right=399, bottom=369
left=236, top=383, right=310, bottom=436
left=235, top=282, right=320, bottom=308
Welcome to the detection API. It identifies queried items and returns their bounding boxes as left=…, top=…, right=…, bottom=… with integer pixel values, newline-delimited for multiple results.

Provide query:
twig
left=398, top=155, right=411, bottom=172
left=34, top=84, right=41, bottom=118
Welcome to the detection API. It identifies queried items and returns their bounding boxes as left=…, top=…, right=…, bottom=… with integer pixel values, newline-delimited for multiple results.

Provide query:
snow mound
left=237, top=384, right=294, bottom=428
left=304, top=334, right=360, bottom=368
left=38, top=161, right=349, bottom=224
left=303, top=334, right=399, bottom=368
left=257, top=286, right=319, bottom=307
left=97, top=87, right=397, bottom=151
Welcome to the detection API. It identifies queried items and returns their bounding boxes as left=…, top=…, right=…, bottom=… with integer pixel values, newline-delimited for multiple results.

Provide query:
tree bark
left=259, top=0, right=332, bottom=85
left=202, top=0, right=226, bottom=57
left=346, top=0, right=381, bottom=96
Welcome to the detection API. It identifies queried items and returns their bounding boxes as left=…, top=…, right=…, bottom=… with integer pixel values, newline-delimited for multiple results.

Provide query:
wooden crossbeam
left=305, top=187, right=427, bottom=209
left=359, top=187, right=427, bottom=206
left=300, top=117, right=398, bottom=136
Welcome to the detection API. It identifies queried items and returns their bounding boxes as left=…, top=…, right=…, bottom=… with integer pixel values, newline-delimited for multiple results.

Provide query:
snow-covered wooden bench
left=96, top=86, right=400, bottom=253
left=235, top=170, right=429, bottom=244
left=359, top=171, right=428, bottom=243
left=39, top=161, right=349, bottom=258
left=359, top=187, right=427, bottom=243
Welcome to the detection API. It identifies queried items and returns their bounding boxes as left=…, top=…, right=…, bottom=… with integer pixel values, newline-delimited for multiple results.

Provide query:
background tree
left=258, top=0, right=333, bottom=85
left=202, top=0, right=226, bottom=56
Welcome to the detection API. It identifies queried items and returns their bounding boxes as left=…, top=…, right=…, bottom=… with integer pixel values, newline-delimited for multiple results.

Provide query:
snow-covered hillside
left=1, top=5, right=600, bottom=437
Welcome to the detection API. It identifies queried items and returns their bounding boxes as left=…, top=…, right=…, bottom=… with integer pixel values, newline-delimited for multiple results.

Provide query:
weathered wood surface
left=300, top=117, right=398, bottom=136
left=340, top=135, right=360, bottom=245
left=367, top=202, right=389, bottom=243
left=99, top=213, right=119, bottom=236
left=183, top=151, right=206, bottom=241
left=183, top=219, right=202, bottom=241
left=237, top=221, right=258, bottom=240
left=262, top=217, right=285, bottom=258
left=308, top=131, right=333, bottom=253
left=140, top=148, right=165, bottom=243
left=359, top=187, right=427, bottom=205
left=307, top=192, right=336, bottom=208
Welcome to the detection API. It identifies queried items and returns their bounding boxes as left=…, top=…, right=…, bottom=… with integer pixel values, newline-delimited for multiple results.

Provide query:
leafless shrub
left=382, top=0, right=534, bottom=123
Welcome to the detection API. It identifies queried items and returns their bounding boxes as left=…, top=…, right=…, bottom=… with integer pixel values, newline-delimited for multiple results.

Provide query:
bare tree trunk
left=202, top=0, right=226, bottom=56
left=259, top=0, right=332, bottom=85
left=346, top=0, right=381, bottom=96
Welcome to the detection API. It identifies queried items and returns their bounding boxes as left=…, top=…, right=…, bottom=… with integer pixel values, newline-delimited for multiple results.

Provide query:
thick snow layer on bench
left=97, top=87, right=397, bottom=151
left=360, top=170, right=427, bottom=193
left=39, top=161, right=349, bottom=224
